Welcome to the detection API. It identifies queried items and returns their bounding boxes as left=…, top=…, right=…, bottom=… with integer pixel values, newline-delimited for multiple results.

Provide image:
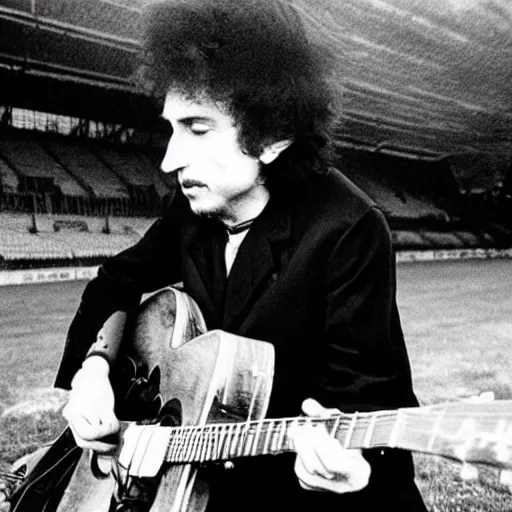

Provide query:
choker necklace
left=225, top=217, right=256, bottom=235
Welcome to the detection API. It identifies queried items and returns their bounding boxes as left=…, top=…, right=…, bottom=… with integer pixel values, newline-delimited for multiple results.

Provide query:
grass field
left=0, top=258, right=511, bottom=510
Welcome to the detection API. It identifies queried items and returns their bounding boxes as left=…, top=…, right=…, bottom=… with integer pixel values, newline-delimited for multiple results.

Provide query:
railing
left=0, top=191, right=164, bottom=217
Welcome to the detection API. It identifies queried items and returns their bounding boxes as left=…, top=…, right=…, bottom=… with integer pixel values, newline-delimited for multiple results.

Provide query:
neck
left=118, top=400, right=512, bottom=479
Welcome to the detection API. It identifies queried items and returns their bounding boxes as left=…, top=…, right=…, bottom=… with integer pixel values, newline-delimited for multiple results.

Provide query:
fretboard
left=157, top=400, right=512, bottom=469
left=163, top=412, right=400, bottom=464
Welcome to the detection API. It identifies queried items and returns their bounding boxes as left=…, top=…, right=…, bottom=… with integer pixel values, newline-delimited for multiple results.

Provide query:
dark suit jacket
left=54, top=168, right=427, bottom=511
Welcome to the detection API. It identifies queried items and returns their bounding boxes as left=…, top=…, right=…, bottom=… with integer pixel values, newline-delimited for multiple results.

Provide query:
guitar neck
left=164, top=412, right=391, bottom=464
left=159, top=400, right=512, bottom=469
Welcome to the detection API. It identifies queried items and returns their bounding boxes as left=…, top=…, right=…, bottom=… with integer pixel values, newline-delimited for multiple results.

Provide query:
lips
left=181, top=179, right=207, bottom=189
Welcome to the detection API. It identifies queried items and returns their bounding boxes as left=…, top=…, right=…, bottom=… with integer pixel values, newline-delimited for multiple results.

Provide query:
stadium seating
left=334, top=148, right=459, bottom=225
left=0, top=156, right=19, bottom=193
left=0, top=136, right=86, bottom=196
left=92, top=145, right=170, bottom=198
left=43, top=139, right=129, bottom=198
left=0, top=213, right=155, bottom=262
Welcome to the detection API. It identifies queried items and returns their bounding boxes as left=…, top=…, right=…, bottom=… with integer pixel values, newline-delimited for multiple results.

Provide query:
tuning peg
left=460, top=462, right=479, bottom=481
left=499, top=469, right=512, bottom=490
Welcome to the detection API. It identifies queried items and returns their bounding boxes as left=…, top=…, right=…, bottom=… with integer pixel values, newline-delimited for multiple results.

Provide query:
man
left=56, top=0, right=428, bottom=510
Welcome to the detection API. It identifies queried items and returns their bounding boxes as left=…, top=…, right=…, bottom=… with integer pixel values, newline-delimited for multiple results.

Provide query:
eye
left=189, top=122, right=211, bottom=135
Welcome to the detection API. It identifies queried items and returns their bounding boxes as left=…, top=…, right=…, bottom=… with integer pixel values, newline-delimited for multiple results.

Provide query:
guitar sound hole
left=159, top=398, right=182, bottom=427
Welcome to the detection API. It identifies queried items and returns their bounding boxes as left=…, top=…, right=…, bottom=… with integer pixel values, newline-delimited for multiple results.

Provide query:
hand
left=62, top=356, right=120, bottom=453
left=289, top=398, right=371, bottom=494
left=0, top=478, right=12, bottom=511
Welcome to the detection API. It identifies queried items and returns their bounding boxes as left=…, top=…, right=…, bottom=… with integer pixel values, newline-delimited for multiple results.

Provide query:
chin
left=189, top=200, right=224, bottom=221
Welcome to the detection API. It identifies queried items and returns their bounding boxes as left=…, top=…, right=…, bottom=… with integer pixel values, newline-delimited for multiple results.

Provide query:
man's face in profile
left=160, top=91, right=266, bottom=224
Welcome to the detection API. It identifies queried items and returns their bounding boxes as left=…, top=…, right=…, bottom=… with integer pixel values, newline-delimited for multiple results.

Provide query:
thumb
left=301, top=398, right=340, bottom=418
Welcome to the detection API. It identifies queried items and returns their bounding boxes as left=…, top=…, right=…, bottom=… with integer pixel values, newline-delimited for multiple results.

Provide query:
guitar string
left=165, top=416, right=400, bottom=463
left=134, top=414, right=510, bottom=468
left=155, top=411, right=511, bottom=464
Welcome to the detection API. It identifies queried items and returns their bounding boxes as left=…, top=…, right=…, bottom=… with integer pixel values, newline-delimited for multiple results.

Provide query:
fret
left=181, top=427, right=192, bottom=463
left=170, top=427, right=182, bottom=463
left=227, top=424, right=237, bottom=459
left=165, top=428, right=174, bottom=463
left=252, top=420, right=264, bottom=456
left=231, top=423, right=242, bottom=457
left=193, top=426, right=203, bottom=462
left=231, top=423, right=242, bottom=458
left=205, top=425, right=215, bottom=461
left=178, top=428, right=188, bottom=462
left=388, top=410, right=401, bottom=449
left=330, top=415, right=342, bottom=439
left=276, top=419, right=287, bottom=453
left=364, top=413, right=378, bottom=448
left=191, top=427, right=201, bottom=463
left=243, top=424, right=255, bottom=457
left=343, top=413, right=357, bottom=448
left=166, top=427, right=176, bottom=463
left=219, top=425, right=227, bottom=460
left=271, top=419, right=281, bottom=453
left=183, top=427, right=197, bottom=463
left=174, top=428, right=185, bottom=463
left=202, top=426, right=210, bottom=462
left=208, top=426, right=216, bottom=462
left=221, top=424, right=233, bottom=460
left=427, top=408, right=444, bottom=452
left=263, top=419, right=274, bottom=455
left=194, top=427, right=204, bottom=462
left=238, top=423, right=250, bottom=458
left=198, top=426, right=207, bottom=463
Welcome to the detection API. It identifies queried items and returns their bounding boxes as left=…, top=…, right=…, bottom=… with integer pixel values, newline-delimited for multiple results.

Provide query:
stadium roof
left=1, top=0, right=512, bottom=164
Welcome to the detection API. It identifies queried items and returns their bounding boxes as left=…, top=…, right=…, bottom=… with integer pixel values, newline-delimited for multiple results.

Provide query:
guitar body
left=53, top=286, right=274, bottom=512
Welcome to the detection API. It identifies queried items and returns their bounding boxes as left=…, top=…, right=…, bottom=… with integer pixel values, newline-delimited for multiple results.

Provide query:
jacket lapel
left=181, top=216, right=222, bottom=326
left=222, top=198, right=293, bottom=329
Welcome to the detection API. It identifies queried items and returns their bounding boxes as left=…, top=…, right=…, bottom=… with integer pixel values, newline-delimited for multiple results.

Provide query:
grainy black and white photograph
left=0, top=1, right=511, bottom=511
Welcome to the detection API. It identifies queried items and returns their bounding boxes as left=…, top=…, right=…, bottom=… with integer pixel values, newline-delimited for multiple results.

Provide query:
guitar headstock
left=400, top=399, right=512, bottom=471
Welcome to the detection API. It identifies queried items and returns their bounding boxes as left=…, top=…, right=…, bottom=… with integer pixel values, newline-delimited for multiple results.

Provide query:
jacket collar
left=182, top=192, right=294, bottom=329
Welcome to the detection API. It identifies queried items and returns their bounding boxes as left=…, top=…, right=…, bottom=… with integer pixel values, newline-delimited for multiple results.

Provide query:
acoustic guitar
left=8, top=286, right=512, bottom=511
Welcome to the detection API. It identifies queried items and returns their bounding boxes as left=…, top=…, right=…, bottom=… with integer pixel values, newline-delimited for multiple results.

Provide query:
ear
left=259, top=139, right=293, bottom=165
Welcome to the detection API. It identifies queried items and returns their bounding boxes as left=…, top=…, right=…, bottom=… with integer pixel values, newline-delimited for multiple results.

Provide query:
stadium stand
left=0, top=155, right=19, bottom=193
left=0, top=0, right=510, bottom=270
left=0, top=132, right=86, bottom=196
left=43, top=139, right=129, bottom=199
left=334, top=148, right=459, bottom=227
left=0, top=212, right=155, bottom=267
left=92, top=144, right=169, bottom=198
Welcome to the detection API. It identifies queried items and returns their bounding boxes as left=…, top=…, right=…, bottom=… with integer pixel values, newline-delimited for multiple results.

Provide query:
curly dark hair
left=139, top=0, right=337, bottom=190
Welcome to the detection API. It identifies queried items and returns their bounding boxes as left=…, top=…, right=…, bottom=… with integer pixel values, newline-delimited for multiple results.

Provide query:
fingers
left=291, top=422, right=339, bottom=481
left=0, top=489, right=9, bottom=505
left=63, top=402, right=119, bottom=440
left=301, top=398, right=340, bottom=418
left=63, top=369, right=120, bottom=453
left=289, top=398, right=371, bottom=494
left=291, top=423, right=370, bottom=493
left=63, top=401, right=120, bottom=453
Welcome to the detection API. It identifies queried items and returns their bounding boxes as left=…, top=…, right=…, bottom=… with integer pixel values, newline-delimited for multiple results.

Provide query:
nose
left=160, top=135, right=187, bottom=174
